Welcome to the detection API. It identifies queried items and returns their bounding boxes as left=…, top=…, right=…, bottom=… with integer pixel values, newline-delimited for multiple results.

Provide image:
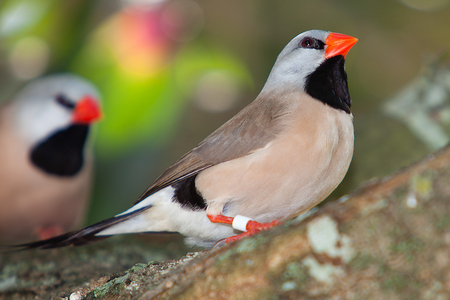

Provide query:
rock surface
left=2, top=144, right=450, bottom=299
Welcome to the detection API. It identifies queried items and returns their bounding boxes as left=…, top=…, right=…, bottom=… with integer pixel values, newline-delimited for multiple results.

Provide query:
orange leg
left=207, top=214, right=281, bottom=244
left=208, top=214, right=234, bottom=224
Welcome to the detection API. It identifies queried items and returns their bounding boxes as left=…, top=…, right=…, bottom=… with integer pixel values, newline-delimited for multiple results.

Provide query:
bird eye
left=301, top=38, right=313, bottom=48
left=55, top=94, right=75, bottom=109
left=299, top=37, right=325, bottom=50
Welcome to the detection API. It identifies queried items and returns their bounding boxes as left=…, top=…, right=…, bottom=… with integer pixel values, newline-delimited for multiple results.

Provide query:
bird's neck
left=262, top=55, right=352, bottom=114
left=304, top=55, right=352, bottom=114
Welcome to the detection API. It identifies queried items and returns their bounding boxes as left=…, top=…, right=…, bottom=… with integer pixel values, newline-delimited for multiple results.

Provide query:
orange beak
left=325, top=32, right=358, bottom=59
left=72, top=95, right=102, bottom=124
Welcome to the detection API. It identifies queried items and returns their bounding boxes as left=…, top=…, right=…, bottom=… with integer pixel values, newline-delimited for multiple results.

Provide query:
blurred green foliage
left=0, top=0, right=253, bottom=222
left=72, top=40, right=251, bottom=157
left=0, top=0, right=449, bottom=227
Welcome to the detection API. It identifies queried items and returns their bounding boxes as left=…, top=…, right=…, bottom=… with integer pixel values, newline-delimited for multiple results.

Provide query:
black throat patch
left=172, top=175, right=207, bottom=211
left=30, top=125, right=89, bottom=176
left=305, top=55, right=352, bottom=114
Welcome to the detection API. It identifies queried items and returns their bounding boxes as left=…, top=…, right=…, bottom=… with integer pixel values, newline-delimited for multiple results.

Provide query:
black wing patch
left=172, top=174, right=207, bottom=210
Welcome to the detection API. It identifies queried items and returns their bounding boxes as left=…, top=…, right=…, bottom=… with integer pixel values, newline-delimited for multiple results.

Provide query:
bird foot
left=222, top=220, right=281, bottom=243
left=208, top=214, right=281, bottom=245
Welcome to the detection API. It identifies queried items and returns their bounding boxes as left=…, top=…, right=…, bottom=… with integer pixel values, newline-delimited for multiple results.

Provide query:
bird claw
left=212, top=218, right=281, bottom=247
left=246, top=219, right=281, bottom=231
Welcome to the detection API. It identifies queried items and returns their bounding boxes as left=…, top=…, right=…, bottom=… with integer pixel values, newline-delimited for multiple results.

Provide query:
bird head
left=262, top=30, right=358, bottom=113
left=11, top=74, right=102, bottom=147
left=7, top=74, right=103, bottom=176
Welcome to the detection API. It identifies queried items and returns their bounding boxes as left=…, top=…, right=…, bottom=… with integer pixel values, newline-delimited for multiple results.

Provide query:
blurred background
left=0, top=0, right=449, bottom=245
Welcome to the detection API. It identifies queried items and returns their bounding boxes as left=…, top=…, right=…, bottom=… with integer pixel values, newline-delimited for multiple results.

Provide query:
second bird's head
left=11, top=74, right=102, bottom=176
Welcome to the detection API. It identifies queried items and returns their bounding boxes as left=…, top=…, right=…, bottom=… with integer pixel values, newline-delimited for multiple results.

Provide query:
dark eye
left=301, top=38, right=313, bottom=48
left=299, top=37, right=325, bottom=50
left=55, top=94, right=75, bottom=109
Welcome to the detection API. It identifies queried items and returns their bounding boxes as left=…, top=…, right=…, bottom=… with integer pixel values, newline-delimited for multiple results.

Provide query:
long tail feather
left=1, top=206, right=150, bottom=251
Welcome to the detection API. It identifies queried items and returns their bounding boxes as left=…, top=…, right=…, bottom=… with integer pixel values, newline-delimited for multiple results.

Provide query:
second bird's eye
left=55, top=94, right=75, bottom=109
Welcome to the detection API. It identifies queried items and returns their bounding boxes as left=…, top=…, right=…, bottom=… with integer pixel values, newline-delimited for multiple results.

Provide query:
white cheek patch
left=14, top=100, right=71, bottom=146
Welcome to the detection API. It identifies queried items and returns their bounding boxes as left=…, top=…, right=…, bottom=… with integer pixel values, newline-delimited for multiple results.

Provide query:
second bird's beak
left=72, top=95, right=102, bottom=125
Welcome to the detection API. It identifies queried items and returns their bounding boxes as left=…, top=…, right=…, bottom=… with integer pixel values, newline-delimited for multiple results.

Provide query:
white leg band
left=232, top=215, right=253, bottom=232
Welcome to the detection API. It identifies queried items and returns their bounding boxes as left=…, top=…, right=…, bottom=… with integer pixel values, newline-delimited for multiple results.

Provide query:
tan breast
left=196, top=94, right=354, bottom=223
left=0, top=108, right=92, bottom=242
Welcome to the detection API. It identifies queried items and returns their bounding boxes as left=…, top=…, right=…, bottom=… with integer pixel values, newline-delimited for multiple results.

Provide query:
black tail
left=1, top=207, right=149, bottom=251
